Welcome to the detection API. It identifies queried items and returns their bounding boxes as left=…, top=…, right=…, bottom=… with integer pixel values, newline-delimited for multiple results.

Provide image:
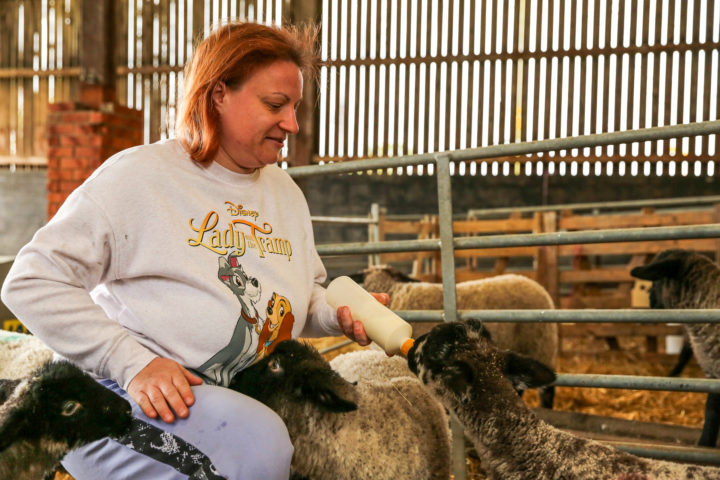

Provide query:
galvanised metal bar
left=434, top=155, right=465, bottom=480
left=317, top=238, right=439, bottom=255
left=287, top=120, right=720, bottom=178
left=611, top=443, right=720, bottom=466
left=369, top=203, right=381, bottom=266
left=435, top=155, right=459, bottom=325
left=318, top=339, right=353, bottom=355
left=396, top=309, right=720, bottom=323
left=315, top=223, right=720, bottom=256
left=554, top=374, right=720, bottom=394
left=310, top=216, right=375, bottom=224
left=466, top=195, right=720, bottom=218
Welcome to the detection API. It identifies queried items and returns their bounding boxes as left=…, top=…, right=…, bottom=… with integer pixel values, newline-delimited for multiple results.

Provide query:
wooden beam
left=80, top=0, right=116, bottom=104
left=286, top=0, right=322, bottom=167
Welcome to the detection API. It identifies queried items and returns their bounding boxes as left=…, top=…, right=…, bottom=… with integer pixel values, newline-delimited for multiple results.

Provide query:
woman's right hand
left=127, top=357, right=204, bottom=423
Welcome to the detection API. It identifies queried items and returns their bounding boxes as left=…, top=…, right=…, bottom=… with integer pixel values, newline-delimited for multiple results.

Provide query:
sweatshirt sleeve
left=0, top=190, right=158, bottom=389
left=300, top=245, right=343, bottom=338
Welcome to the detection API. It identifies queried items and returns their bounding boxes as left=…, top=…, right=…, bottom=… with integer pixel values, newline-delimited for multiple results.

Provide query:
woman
left=1, top=22, right=382, bottom=479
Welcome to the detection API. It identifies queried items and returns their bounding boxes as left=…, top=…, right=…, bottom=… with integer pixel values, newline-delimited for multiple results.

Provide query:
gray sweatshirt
left=1, top=139, right=339, bottom=389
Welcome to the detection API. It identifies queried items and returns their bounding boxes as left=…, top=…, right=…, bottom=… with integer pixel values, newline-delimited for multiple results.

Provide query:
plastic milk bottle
left=326, top=276, right=415, bottom=356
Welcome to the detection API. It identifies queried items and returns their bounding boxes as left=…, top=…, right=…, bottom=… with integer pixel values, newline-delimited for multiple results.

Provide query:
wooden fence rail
left=377, top=202, right=720, bottom=309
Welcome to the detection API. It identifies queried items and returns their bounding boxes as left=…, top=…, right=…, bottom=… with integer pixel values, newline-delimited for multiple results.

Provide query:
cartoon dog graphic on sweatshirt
left=197, top=253, right=263, bottom=385
left=257, top=293, right=295, bottom=359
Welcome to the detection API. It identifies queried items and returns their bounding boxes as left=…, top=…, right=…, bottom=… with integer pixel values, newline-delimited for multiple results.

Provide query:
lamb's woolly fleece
left=360, top=266, right=558, bottom=368
left=329, top=349, right=416, bottom=384
left=0, top=330, right=53, bottom=379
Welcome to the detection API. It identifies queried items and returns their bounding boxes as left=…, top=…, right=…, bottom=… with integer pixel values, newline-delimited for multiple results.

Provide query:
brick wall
left=46, top=102, right=142, bottom=219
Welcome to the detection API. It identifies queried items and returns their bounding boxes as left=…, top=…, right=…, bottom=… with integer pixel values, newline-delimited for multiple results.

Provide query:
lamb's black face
left=630, top=249, right=713, bottom=309
left=229, top=340, right=357, bottom=413
left=407, top=320, right=556, bottom=400
left=0, top=361, right=133, bottom=450
left=35, top=362, right=132, bottom=446
left=407, top=320, right=493, bottom=395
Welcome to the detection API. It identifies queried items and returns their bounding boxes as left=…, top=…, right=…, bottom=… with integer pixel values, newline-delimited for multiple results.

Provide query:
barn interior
left=1, top=1, right=720, bottom=479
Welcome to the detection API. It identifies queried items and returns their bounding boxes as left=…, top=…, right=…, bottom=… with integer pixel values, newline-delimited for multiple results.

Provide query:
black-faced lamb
left=407, top=319, right=720, bottom=480
left=631, top=248, right=720, bottom=447
left=0, top=360, right=133, bottom=480
left=350, top=265, right=558, bottom=408
left=229, top=339, right=451, bottom=480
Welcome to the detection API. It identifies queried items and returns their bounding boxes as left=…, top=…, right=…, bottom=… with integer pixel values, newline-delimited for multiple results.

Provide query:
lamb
left=407, top=319, right=720, bottom=480
left=631, top=248, right=720, bottom=447
left=0, top=360, right=133, bottom=480
left=0, top=329, right=54, bottom=379
left=350, top=265, right=558, bottom=408
left=229, top=339, right=451, bottom=480
left=329, top=348, right=415, bottom=383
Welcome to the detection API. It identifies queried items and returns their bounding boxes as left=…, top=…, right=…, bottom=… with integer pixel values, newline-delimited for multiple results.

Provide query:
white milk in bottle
left=326, top=276, right=414, bottom=356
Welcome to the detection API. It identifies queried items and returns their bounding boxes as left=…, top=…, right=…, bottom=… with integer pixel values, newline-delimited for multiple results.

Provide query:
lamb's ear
left=502, top=352, right=556, bottom=390
left=0, top=379, right=21, bottom=404
left=464, top=319, right=493, bottom=341
left=388, top=267, right=420, bottom=283
left=630, top=258, right=683, bottom=281
left=300, top=372, right=358, bottom=413
left=302, top=382, right=358, bottom=413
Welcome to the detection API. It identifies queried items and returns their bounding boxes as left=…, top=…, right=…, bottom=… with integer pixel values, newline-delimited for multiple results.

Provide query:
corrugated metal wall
left=318, top=0, right=720, bottom=170
left=1, top=0, right=719, bottom=172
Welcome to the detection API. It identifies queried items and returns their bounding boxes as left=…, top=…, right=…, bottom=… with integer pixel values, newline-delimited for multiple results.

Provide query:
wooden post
left=80, top=0, right=116, bottom=105
left=714, top=204, right=720, bottom=261
left=536, top=211, right=559, bottom=306
left=286, top=0, right=321, bottom=167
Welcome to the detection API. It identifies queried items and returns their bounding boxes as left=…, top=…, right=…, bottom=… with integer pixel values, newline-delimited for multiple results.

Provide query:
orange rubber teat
left=400, top=338, right=415, bottom=357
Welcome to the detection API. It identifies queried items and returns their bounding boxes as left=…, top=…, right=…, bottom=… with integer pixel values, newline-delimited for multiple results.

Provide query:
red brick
left=58, top=112, right=95, bottom=124
left=109, top=137, right=135, bottom=151
left=48, top=102, right=79, bottom=112
left=75, top=146, right=103, bottom=159
left=47, top=124, right=84, bottom=136
left=60, top=180, right=83, bottom=193
left=47, top=192, right=67, bottom=204
left=47, top=167, right=63, bottom=180
left=47, top=204, right=60, bottom=221
left=47, top=146, right=74, bottom=158
left=78, top=124, right=106, bottom=135
left=59, top=157, right=87, bottom=170
left=46, top=179, right=62, bottom=192
left=59, top=169, right=92, bottom=182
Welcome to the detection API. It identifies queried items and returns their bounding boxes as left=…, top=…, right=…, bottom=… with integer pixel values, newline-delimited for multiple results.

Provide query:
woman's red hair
left=176, top=22, right=319, bottom=163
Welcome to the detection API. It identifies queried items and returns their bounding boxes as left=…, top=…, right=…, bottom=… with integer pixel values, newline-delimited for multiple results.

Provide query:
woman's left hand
left=336, top=292, right=390, bottom=345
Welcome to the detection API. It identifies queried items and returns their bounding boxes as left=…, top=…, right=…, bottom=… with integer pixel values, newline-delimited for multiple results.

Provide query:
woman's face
left=212, top=60, right=303, bottom=173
